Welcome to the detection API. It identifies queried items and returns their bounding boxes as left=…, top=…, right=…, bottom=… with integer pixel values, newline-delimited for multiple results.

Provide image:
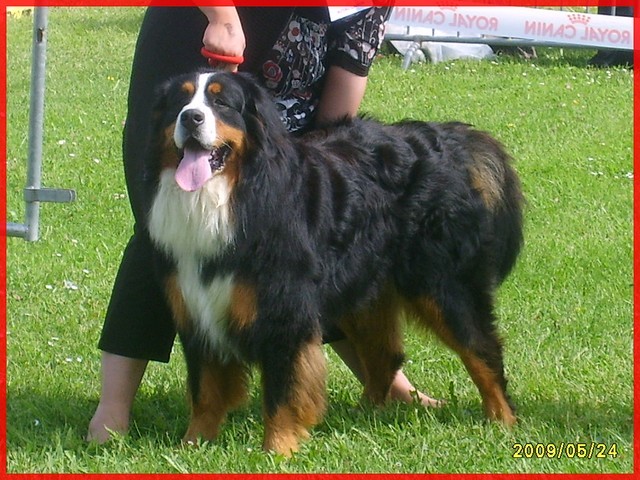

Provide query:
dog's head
left=148, top=70, right=285, bottom=193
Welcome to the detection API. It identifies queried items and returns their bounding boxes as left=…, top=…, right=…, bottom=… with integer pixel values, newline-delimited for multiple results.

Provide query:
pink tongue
left=175, top=148, right=213, bottom=191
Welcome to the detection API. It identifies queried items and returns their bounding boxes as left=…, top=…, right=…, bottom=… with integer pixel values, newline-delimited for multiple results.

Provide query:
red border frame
left=1, top=1, right=636, bottom=478
left=1, top=1, right=639, bottom=7
left=0, top=1, right=7, bottom=477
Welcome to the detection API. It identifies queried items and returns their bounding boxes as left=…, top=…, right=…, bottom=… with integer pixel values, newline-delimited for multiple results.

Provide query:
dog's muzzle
left=180, top=108, right=205, bottom=133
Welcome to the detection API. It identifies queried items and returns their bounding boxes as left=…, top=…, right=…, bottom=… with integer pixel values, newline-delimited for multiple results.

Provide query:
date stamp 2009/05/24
left=513, top=443, right=619, bottom=460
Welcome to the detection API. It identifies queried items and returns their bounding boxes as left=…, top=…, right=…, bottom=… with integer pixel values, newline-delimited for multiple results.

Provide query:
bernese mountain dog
left=145, top=70, right=524, bottom=456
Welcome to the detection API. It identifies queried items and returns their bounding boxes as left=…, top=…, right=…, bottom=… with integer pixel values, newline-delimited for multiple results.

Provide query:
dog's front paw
left=263, top=410, right=312, bottom=457
left=262, top=428, right=307, bottom=457
left=484, top=402, right=517, bottom=427
left=182, top=414, right=221, bottom=446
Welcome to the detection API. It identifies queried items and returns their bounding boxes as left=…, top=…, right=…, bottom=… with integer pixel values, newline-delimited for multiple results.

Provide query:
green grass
left=5, top=7, right=633, bottom=474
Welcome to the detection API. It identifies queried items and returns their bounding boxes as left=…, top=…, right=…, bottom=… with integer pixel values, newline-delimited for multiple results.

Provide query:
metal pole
left=23, top=6, right=48, bottom=241
left=7, top=7, right=76, bottom=240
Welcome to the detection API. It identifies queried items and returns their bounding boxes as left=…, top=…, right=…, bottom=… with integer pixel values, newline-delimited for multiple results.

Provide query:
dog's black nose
left=180, top=109, right=205, bottom=131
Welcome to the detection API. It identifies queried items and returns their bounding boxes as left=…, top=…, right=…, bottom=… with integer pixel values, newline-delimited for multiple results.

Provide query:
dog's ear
left=140, top=78, right=178, bottom=212
left=149, top=79, right=173, bottom=127
left=234, top=72, right=288, bottom=139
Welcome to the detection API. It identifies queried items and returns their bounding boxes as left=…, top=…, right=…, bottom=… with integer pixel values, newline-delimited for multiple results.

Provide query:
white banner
left=328, top=6, right=369, bottom=22
left=388, top=7, right=633, bottom=50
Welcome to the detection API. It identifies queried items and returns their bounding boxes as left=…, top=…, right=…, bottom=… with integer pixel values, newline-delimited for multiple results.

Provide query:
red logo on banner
left=567, top=13, right=591, bottom=25
left=524, top=14, right=630, bottom=46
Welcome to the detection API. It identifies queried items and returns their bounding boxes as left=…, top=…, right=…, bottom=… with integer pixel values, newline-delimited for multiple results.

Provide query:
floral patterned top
left=257, top=7, right=391, bottom=133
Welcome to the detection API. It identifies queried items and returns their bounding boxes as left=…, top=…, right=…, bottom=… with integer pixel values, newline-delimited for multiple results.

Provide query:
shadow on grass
left=6, top=384, right=632, bottom=454
left=322, top=394, right=632, bottom=440
left=514, top=393, right=633, bottom=438
left=6, top=387, right=187, bottom=450
left=494, top=47, right=598, bottom=69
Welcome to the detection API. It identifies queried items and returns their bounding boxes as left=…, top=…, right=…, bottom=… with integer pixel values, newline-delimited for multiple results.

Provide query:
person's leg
left=87, top=7, right=208, bottom=443
left=87, top=353, right=148, bottom=442
left=87, top=229, right=177, bottom=443
left=330, top=339, right=442, bottom=407
left=123, top=7, right=209, bottom=224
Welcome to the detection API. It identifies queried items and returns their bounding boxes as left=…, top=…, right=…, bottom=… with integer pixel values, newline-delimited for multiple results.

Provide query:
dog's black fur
left=145, top=71, right=524, bottom=455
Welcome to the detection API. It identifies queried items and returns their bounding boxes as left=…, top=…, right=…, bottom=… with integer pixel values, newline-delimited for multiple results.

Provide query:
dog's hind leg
left=260, top=337, right=326, bottom=456
left=181, top=349, right=249, bottom=444
left=408, top=295, right=516, bottom=426
left=338, top=290, right=405, bottom=406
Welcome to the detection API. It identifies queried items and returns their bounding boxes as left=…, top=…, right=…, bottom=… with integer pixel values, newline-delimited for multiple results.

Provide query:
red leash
left=201, top=47, right=244, bottom=67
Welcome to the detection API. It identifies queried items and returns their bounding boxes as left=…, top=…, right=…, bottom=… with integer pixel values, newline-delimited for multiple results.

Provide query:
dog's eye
left=213, top=98, right=229, bottom=108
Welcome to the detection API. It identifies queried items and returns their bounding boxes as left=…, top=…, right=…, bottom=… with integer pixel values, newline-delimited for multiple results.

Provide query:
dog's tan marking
left=262, top=339, right=326, bottom=456
left=208, top=82, right=223, bottom=95
left=338, top=288, right=404, bottom=405
left=469, top=157, right=505, bottom=211
left=229, top=282, right=258, bottom=333
left=160, top=122, right=179, bottom=170
left=214, top=121, right=247, bottom=188
left=467, top=131, right=510, bottom=211
left=409, top=296, right=516, bottom=426
left=409, top=296, right=456, bottom=344
left=216, top=122, right=245, bottom=149
left=263, top=405, right=304, bottom=456
left=181, top=81, right=195, bottom=96
left=459, top=350, right=517, bottom=426
left=165, top=275, right=190, bottom=333
left=183, top=357, right=249, bottom=444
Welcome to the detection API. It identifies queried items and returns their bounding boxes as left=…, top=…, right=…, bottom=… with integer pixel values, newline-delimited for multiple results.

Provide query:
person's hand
left=200, top=7, right=245, bottom=72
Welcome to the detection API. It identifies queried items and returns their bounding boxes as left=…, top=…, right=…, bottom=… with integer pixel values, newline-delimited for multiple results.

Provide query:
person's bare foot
left=86, top=402, right=129, bottom=443
left=86, top=353, right=147, bottom=443
left=389, top=370, right=445, bottom=407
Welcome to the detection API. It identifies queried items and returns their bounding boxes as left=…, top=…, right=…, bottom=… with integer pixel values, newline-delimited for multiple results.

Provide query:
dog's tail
left=465, top=128, right=524, bottom=283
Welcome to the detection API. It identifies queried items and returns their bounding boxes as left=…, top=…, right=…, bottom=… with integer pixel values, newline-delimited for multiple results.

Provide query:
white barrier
left=388, top=7, right=633, bottom=51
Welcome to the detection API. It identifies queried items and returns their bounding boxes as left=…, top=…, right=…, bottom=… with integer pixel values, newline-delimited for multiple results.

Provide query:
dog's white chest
left=148, top=169, right=239, bottom=360
left=176, top=258, right=238, bottom=359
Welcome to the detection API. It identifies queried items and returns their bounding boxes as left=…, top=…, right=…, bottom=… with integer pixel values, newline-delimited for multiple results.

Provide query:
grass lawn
left=5, top=7, right=634, bottom=474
